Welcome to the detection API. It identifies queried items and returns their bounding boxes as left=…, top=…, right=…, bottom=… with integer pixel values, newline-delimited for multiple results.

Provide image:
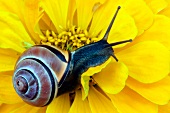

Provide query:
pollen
left=39, top=26, right=99, bottom=51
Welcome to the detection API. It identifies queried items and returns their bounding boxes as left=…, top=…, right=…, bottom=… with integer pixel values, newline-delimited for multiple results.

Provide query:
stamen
left=39, top=26, right=100, bottom=51
left=51, top=31, right=57, bottom=38
left=46, top=30, right=51, bottom=37
left=39, top=35, right=47, bottom=42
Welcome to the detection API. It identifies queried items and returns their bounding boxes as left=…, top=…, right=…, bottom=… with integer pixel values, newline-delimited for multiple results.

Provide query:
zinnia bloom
left=0, top=0, right=170, bottom=113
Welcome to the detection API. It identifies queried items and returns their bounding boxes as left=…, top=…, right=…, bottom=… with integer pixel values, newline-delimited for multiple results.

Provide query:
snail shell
left=13, top=45, right=70, bottom=107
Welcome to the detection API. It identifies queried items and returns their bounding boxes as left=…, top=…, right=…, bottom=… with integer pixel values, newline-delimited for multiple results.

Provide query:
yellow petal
left=0, top=103, right=25, bottom=113
left=127, top=76, right=170, bottom=105
left=46, top=93, right=70, bottom=113
left=10, top=104, right=43, bottom=113
left=36, top=107, right=47, bottom=113
left=133, top=15, right=170, bottom=50
left=24, top=0, right=42, bottom=43
left=0, top=103, right=46, bottom=113
left=0, top=48, right=19, bottom=72
left=0, top=11, right=34, bottom=53
left=159, top=101, right=170, bottom=113
left=69, top=90, right=92, bottom=113
left=88, top=86, right=118, bottom=113
left=93, top=61, right=128, bottom=94
left=116, top=41, right=170, bottom=83
left=0, top=71, right=13, bottom=76
left=41, top=0, right=69, bottom=33
left=0, top=75, right=23, bottom=104
left=81, top=57, right=111, bottom=77
left=108, top=86, right=158, bottom=113
left=0, top=0, right=41, bottom=43
left=0, top=48, right=19, bottom=56
left=0, top=0, right=19, bottom=14
left=144, top=0, right=168, bottom=14
left=159, top=1, right=170, bottom=18
left=0, top=54, right=17, bottom=72
left=76, top=0, right=101, bottom=30
left=121, top=0, right=154, bottom=35
left=39, top=13, right=57, bottom=32
left=89, top=0, right=119, bottom=38
left=67, top=0, right=76, bottom=27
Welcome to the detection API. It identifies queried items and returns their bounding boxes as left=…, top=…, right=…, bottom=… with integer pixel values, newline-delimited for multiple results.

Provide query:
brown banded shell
left=13, top=45, right=69, bottom=107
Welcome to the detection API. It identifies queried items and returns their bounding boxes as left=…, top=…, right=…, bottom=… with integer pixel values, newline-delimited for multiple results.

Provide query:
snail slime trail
left=13, top=6, right=132, bottom=107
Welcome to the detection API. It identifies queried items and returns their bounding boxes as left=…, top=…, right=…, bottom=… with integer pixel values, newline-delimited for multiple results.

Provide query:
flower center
left=40, top=26, right=99, bottom=51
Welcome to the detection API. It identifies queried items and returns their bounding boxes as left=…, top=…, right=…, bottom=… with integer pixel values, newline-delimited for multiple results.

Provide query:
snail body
left=13, top=38, right=118, bottom=107
left=13, top=6, right=132, bottom=107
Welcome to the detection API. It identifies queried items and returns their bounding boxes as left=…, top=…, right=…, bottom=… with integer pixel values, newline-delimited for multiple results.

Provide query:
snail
left=13, top=6, right=132, bottom=107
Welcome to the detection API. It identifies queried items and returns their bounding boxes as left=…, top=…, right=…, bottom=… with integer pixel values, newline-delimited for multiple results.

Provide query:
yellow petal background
left=36, top=107, right=47, bottom=113
left=41, top=0, right=69, bottom=33
left=0, top=103, right=25, bottom=113
left=39, top=13, right=57, bottom=32
left=67, top=0, right=76, bottom=27
left=88, top=86, right=118, bottom=113
left=0, top=75, right=22, bottom=104
left=158, top=101, right=170, bottom=113
left=46, top=93, right=70, bottom=113
left=69, top=90, right=92, bottom=113
left=0, top=49, right=19, bottom=72
left=121, top=0, right=154, bottom=35
left=127, top=76, right=170, bottom=105
left=76, top=0, right=97, bottom=30
left=0, top=1, right=169, bottom=113
left=134, top=15, right=170, bottom=50
left=0, top=11, right=34, bottom=53
left=144, top=0, right=168, bottom=14
left=0, top=71, right=13, bottom=76
left=24, top=0, right=42, bottom=43
left=10, top=104, right=44, bottom=113
left=93, top=61, right=128, bottom=94
left=116, top=41, right=169, bottom=83
left=159, top=0, right=170, bottom=18
left=108, top=87, right=158, bottom=113
left=6, top=0, right=41, bottom=43
left=0, top=0, right=19, bottom=14
left=89, top=0, right=119, bottom=38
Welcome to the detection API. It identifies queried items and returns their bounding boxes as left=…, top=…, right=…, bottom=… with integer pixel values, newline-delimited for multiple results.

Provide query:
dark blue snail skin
left=57, top=40, right=114, bottom=96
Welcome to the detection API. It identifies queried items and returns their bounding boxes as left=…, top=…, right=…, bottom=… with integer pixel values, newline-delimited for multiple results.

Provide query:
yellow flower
left=0, top=0, right=170, bottom=113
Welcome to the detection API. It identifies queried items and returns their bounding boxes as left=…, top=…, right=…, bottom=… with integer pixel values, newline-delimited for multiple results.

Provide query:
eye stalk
left=101, top=6, right=132, bottom=61
left=103, top=6, right=121, bottom=40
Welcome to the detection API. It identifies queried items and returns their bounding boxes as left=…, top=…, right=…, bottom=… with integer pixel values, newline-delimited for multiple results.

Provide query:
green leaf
left=22, top=41, right=33, bottom=49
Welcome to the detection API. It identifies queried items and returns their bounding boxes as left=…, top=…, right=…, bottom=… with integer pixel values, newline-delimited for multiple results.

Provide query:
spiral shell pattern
left=13, top=45, right=69, bottom=107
